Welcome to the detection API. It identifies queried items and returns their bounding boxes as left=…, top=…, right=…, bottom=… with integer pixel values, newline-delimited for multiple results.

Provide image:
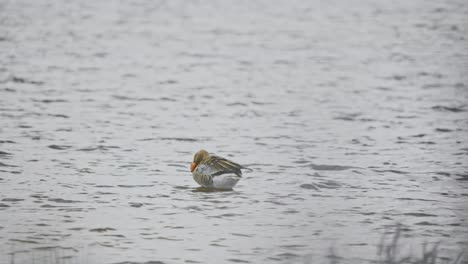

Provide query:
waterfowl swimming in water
left=190, top=149, right=246, bottom=189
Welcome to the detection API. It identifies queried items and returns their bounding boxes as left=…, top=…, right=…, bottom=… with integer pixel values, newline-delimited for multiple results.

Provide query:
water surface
left=0, top=0, right=467, bottom=263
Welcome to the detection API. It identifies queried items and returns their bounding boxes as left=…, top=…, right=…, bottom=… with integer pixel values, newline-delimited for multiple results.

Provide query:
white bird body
left=192, top=164, right=241, bottom=189
left=190, top=150, right=246, bottom=190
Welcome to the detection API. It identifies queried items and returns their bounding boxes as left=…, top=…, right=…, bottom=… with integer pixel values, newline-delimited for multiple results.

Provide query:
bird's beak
left=190, top=162, right=197, bottom=172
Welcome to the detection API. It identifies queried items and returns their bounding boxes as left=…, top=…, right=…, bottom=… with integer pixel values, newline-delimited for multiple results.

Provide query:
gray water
left=1, top=0, right=467, bottom=263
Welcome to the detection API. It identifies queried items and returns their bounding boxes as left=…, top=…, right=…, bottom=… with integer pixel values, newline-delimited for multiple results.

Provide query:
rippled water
left=1, top=0, right=468, bottom=263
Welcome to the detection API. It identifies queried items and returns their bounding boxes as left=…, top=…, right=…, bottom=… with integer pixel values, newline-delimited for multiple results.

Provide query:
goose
left=190, top=149, right=246, bottom=189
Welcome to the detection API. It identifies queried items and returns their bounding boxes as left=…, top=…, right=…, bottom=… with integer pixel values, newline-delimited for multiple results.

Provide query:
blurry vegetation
left=6, top=224, right=467, bottom=264
left=322, top=224, right=466, bottom=264
left=375, top=224, right=465, bottom=264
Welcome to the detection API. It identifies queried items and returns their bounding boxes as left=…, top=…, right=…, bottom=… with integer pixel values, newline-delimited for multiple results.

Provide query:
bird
left=190, top=149, right=246, bottom=189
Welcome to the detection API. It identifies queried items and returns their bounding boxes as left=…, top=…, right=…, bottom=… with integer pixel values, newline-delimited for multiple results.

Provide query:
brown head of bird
left=191, top=149, right=209, bottom=172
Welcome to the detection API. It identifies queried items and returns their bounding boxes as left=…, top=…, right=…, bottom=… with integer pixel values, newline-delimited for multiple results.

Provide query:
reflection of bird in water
left=190, top=149, right=247, bottom=190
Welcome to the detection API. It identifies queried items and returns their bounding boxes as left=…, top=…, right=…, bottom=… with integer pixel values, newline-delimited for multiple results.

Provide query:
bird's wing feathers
left=204, top=155, right=243, bottom=177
